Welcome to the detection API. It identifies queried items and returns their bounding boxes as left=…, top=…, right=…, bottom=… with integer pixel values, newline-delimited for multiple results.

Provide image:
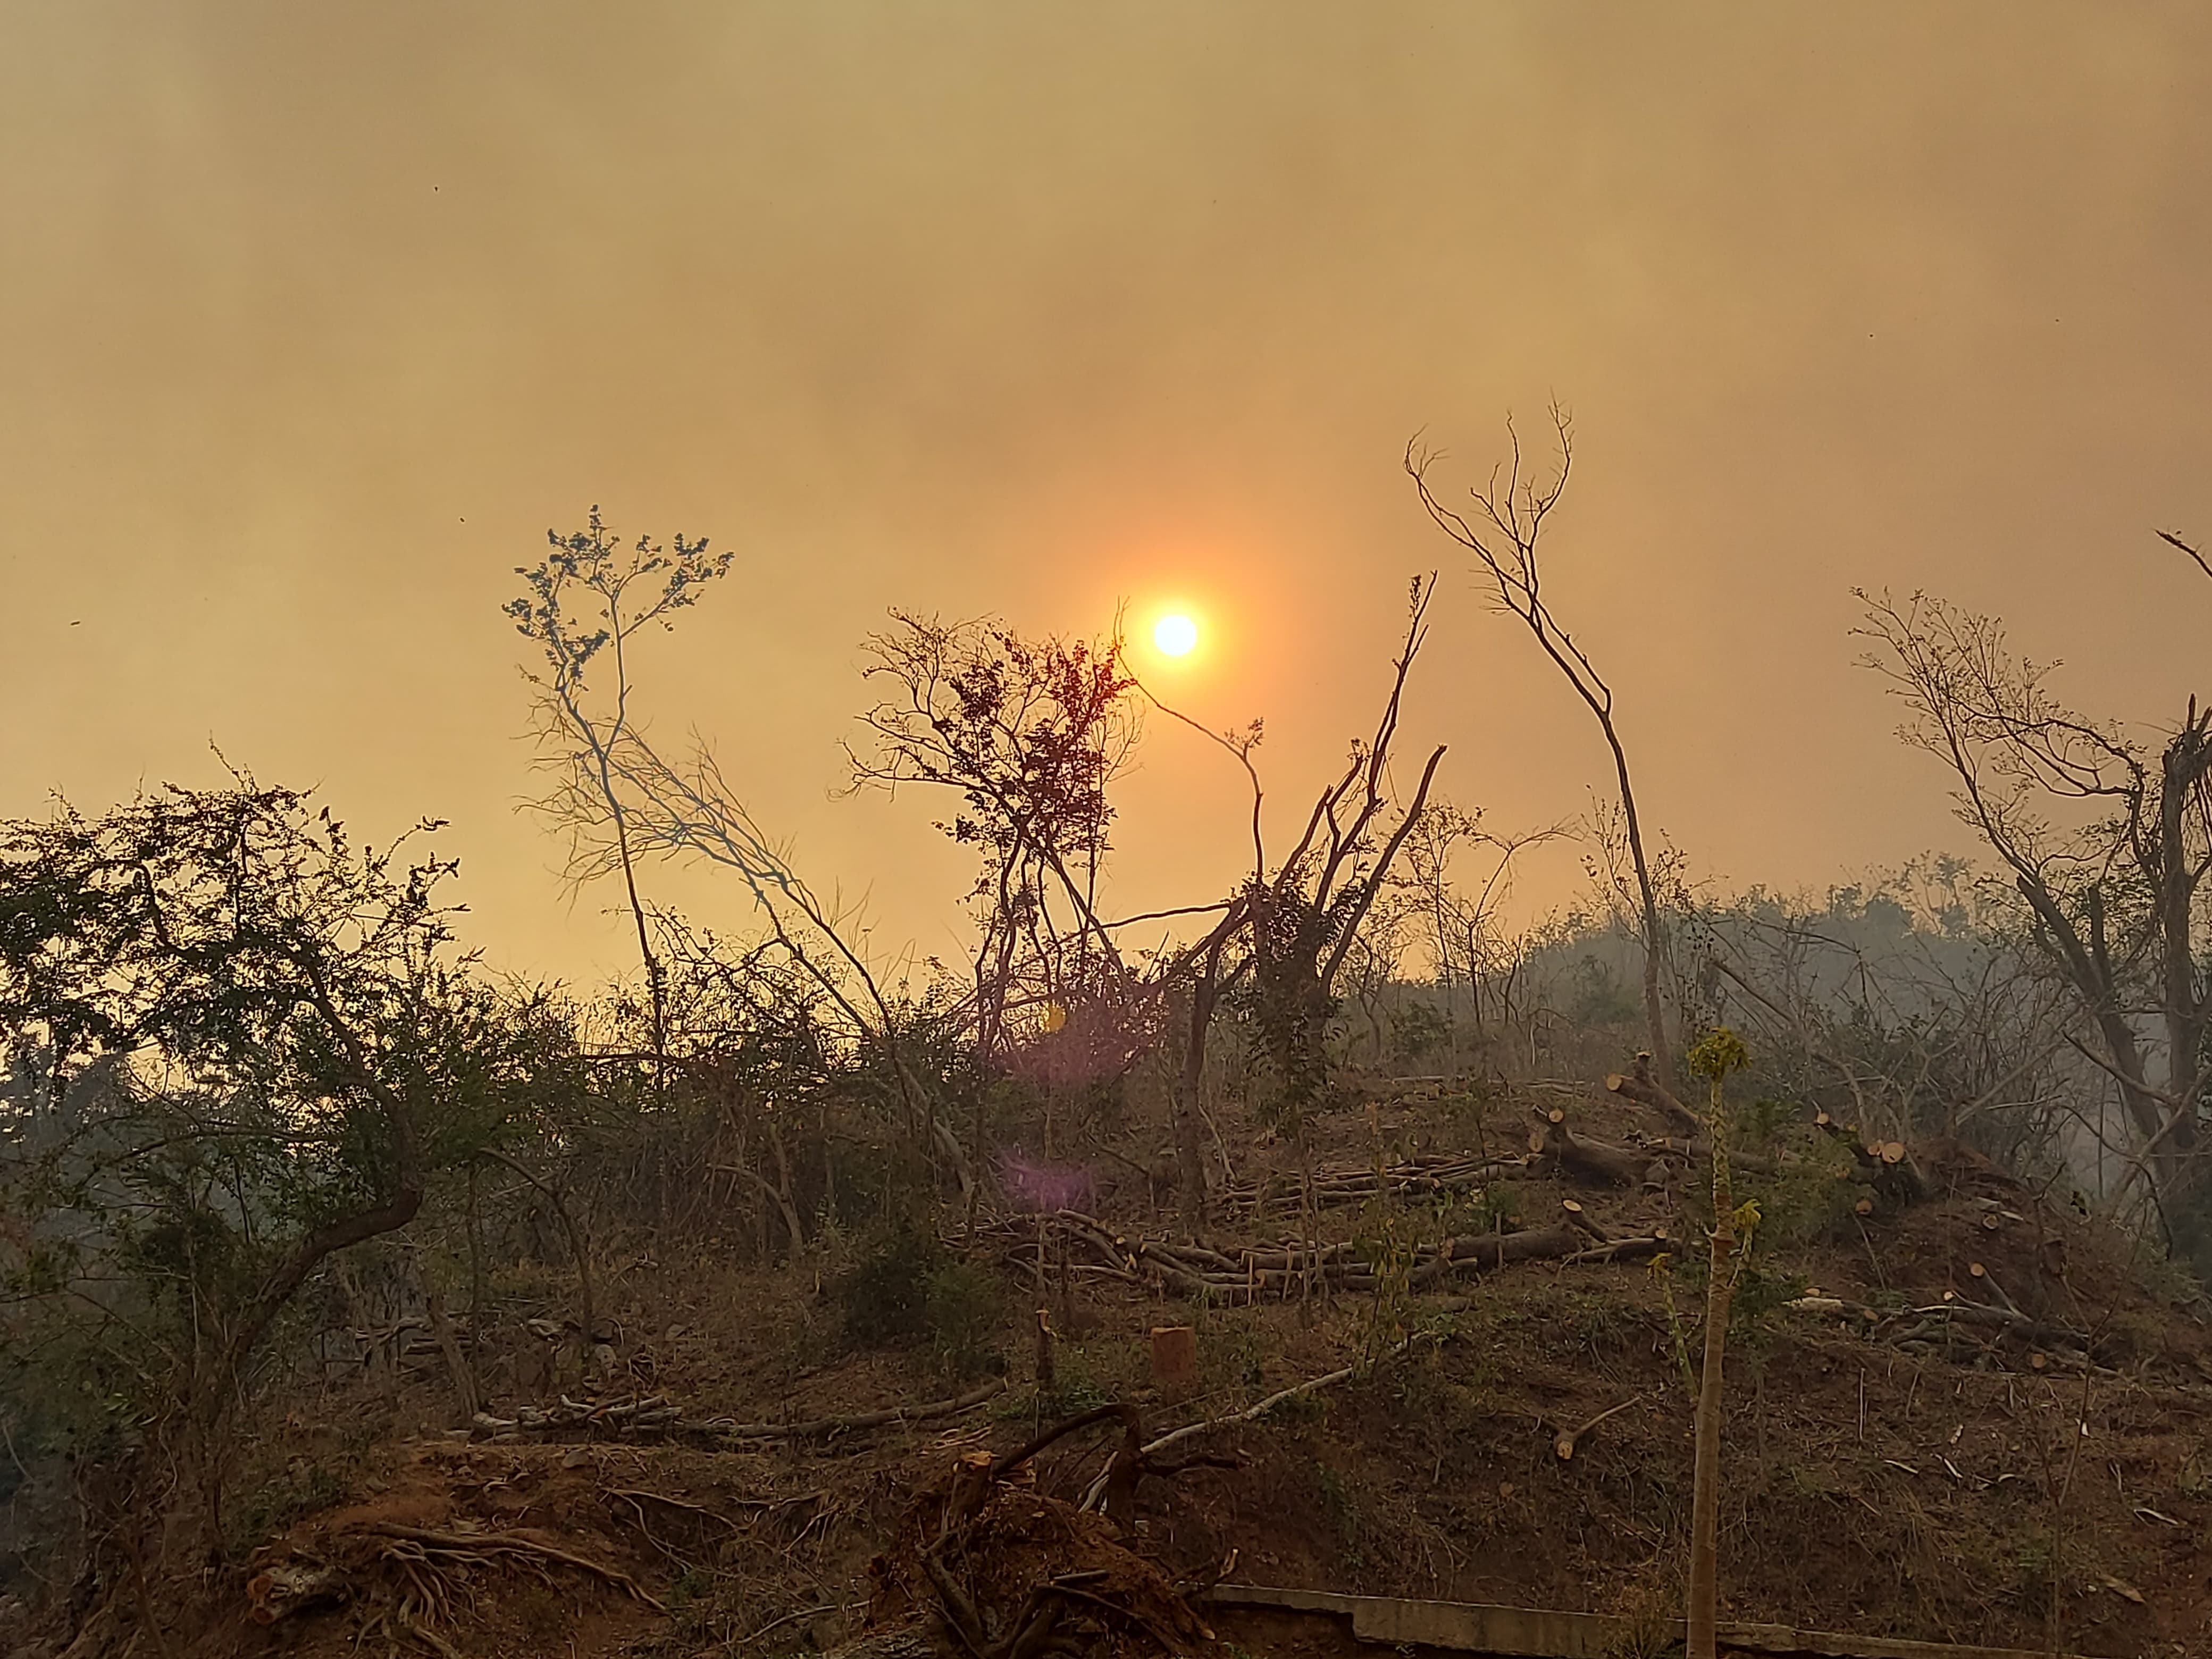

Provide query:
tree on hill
left=1409, top=408, right=1677, bottom=1086
left=1861, top=546, right=2212, bottom=1245
left=0, top=783, right=570, bottom=1562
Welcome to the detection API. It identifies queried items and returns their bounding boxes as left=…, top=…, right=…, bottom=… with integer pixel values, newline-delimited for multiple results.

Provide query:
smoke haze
left=5, top=3, right=2209, bottom=982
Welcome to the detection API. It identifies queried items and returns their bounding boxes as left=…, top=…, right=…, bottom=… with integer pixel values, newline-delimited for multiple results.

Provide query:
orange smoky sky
left=4, top=4, right=2210, bottom=988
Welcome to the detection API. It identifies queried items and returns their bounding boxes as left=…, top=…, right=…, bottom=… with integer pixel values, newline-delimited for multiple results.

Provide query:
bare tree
left=1145, top=577, right=1448, bottom=1262
left=1409, top=410, right=1674, bottom=1082
left=1859, top=571, right=2212, bottom=1211
left=1388, top=797, right=1569, bottom=1063
left=509, top=519, right=974, bottom=1196
left=507, top=509, right=733, bottom=1088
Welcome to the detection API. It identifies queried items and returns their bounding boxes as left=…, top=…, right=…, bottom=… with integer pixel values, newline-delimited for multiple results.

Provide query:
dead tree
left=1142, top=577, right=1448, bottom=1256
left=1409, top=409, right=1674, bottom=1084
left=1860, top=567, right=2212, bottom=1212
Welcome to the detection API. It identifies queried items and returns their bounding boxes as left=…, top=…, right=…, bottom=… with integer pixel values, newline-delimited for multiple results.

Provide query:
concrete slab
left=1202, top=1583, right=2090, bottom=1659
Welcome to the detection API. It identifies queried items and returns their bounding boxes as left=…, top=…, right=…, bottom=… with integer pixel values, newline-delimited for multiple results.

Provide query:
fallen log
left=1608, top=1059, right=1804, bottom=1177
left=1560, top=1234, right=1670, bottom=1266
left=1604, top=1051, right=1704, bottom=1136
left=478, top=1378, right=1009, bottom=1446
left=1875, top=1300, right=2092, bottom=1355
left=1787, top=1293, right=2101, bottom=1363
left=1130, top=1329, right=1447, bottom=1464
left=1409, top=1225, right=1582, bottom=1284
left=1530, top=1116, right=1657, bottom=1187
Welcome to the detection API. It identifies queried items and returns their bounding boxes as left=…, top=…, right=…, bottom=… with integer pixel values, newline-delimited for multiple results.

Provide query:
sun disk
left=1153, top=614, right=1198, bottom=656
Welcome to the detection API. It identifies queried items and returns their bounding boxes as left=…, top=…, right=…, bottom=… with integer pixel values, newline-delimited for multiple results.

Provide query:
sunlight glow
left=1152, top=613, right=1198, bottom=656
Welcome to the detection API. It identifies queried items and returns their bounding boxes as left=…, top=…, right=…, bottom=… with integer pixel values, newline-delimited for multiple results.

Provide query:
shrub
left=923, top=1258, right=1004, bottom=1381
left=835, top=1228, right=1004, bottom=1379
left=837, top=1226, right=939, bottom=1346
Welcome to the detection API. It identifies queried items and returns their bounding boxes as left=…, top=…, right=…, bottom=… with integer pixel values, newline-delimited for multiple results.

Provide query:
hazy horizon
left=6, top=3, right=2210, bottom=991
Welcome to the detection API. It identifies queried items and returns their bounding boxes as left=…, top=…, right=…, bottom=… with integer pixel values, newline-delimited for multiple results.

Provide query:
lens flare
left=1153, top=613, right=1198, bottom=656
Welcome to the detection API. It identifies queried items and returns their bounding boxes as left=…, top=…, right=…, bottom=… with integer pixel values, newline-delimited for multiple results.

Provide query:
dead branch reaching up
left=1409, top=414, right=1675, bottom=1080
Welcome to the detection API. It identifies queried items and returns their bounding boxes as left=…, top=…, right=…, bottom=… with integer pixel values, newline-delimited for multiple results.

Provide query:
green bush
left=837, top=1226, right=939, bottom=1346
left=923, top=1258, right=1004, bottom=1381
left=835, top=1227, right=1004, bottom=1379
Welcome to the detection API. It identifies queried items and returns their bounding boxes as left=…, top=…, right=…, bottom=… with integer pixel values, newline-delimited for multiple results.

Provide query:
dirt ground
left=15, top=1079, right=2212, bottom=1658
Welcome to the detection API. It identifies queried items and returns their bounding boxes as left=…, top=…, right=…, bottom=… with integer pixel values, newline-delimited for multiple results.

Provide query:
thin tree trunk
left=423, top=1281, right=480, bottom=1424
left=611, top=807, right=667, bottom=1103
left=1174, top=925, right=1233, bottom=1231
left=480, top=1149, right=597, bottom=1340
left=1604, top=720, right=1673, bottom=1086
left=466, top=1163, right=485, bottom=1361
left=2156, top=720, right=2210, bottom=1166
left=1687, top=1057, right=1739, bottom=1659
left=1688, top=1246, right=1732, bottom=1658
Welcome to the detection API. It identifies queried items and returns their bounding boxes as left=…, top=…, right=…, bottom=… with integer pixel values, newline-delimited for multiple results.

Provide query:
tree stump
left=1150, top=1325, right=1199, bottom=1401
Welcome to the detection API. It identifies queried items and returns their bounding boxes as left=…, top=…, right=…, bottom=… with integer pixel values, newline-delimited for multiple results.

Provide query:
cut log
left=1605, top=1054, right=1704, bottom=1136
left=1561, top=1200, right=1611, bottom=1243
left=1814, top=1118, right=1932, bottom=1206
left=1535, top=1119, right=1655, bottom=1188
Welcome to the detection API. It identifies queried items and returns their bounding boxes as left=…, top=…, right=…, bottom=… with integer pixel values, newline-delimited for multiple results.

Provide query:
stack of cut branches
left=471, top=1393, right=684, bottom=1438
left=995, top=1209, right=1669, bottom=1305
left=1216, top=1151, right=1528, bottom=1216
left=1788, top=1292, right=2104, bottom=1369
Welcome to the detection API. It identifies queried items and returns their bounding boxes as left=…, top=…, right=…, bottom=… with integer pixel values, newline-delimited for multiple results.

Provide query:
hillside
left=13, top=1069, right=2212, bottom=1659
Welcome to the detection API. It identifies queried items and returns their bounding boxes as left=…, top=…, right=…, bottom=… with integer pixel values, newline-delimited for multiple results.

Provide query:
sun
left=1152, top=613, right=1199, bottom=657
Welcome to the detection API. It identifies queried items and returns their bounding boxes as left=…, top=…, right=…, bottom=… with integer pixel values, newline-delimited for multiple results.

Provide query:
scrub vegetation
left=6, top=445, right=2212, bottom=1658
